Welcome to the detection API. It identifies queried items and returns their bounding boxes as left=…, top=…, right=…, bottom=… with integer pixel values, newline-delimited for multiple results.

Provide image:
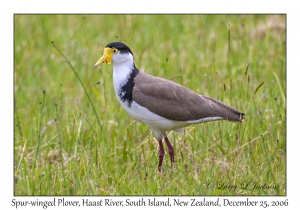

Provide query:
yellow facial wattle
left=94, top=47, right=118, bottom=68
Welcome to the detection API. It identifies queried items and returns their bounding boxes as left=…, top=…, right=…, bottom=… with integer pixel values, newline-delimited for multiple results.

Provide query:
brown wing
left=133, top=72, right=245, bottom=122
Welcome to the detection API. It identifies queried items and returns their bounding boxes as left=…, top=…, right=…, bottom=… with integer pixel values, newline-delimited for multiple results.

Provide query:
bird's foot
left=164, top=136, right=174, bottom=166
left=158, top=140, right=165, bottom=172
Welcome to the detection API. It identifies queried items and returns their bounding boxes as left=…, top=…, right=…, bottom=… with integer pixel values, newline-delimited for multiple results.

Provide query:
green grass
left=14, top=14, right=286, bottom=195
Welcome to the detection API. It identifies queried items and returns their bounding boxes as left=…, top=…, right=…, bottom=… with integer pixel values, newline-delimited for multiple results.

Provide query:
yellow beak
left=94, top=48, right=114, bottom=68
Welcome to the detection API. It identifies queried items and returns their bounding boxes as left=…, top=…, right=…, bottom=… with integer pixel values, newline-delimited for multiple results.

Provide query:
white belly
left=115, top=92, right=224, bottom=139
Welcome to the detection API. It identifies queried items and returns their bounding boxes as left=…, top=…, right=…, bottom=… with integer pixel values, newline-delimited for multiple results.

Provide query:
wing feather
left=133, top=72, right=244, bottom=122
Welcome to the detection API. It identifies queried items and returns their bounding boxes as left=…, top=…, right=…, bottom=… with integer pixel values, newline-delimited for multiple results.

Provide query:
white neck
left=112, top=53, right=134, bottom=95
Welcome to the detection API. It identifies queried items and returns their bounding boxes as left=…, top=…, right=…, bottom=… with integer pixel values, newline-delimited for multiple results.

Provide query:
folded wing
left=133, top=72, right=245, bottom=122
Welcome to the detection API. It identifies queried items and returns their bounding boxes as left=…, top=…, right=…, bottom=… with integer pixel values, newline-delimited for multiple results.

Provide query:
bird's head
left=94, top=42, right=134, bottom=68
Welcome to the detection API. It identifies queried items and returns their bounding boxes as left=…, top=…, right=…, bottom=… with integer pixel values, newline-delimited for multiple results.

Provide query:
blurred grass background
left=14, top=14, right=286, bottom=195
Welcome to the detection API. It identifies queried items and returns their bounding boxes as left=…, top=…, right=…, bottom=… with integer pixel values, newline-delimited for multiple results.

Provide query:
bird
left=94, top=42, right=245, bottom=171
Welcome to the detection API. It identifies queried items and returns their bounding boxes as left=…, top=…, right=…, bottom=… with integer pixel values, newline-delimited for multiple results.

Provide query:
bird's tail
left=203, top=96, right=245, bottom=122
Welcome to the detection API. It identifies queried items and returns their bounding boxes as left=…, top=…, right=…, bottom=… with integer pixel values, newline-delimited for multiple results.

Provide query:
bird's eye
left=113, top=48, right=118, bottom=53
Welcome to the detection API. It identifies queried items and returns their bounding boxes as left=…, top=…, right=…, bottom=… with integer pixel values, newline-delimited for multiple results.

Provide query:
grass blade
left=35, top=90, right=46, bottom=168
left=273, top=71, right=286, bottom=106
left=254, top=80, right=265, bottom=95
left=51, top=41, right=102, bottom=133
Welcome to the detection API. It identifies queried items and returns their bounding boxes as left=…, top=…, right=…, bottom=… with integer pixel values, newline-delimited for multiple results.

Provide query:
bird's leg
left=164, top=136, right=174, bottom=166
left=158, top=140, right=165, bottom=172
